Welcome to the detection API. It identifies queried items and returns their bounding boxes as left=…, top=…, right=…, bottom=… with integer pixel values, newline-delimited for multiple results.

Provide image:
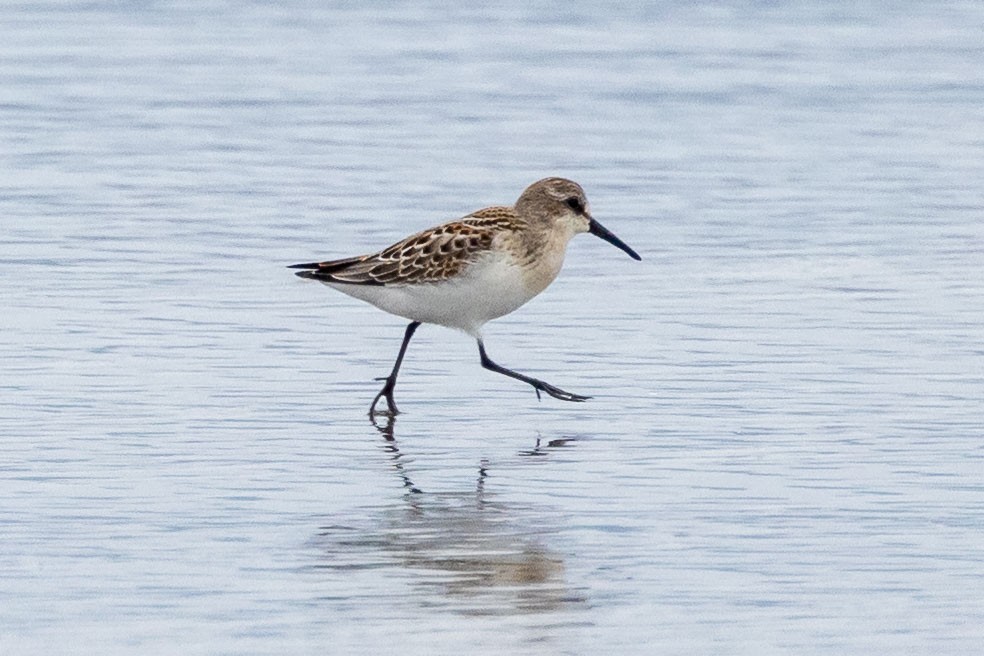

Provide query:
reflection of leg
left=369, top=321, right=421, bottom=416
left=476, top=458, right=489, bottom=502
left=477, top=339, right=590, bottom=402
left=370, top=412, right=396, bottom=441
left=371, top=414, right=422, bottom=494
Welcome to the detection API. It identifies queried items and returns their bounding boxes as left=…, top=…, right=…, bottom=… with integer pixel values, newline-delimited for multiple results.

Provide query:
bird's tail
left=287, top=256, right=383, bottom=285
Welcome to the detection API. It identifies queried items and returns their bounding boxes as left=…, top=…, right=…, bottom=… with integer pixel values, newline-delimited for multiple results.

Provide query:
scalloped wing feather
left=293, top=207, right=524, bottom=286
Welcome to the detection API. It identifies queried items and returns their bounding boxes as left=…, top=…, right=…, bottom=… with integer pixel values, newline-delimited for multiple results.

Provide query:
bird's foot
left=369, top=378, right=400, bottom=416
left=530, top=379, right=591, bottom=403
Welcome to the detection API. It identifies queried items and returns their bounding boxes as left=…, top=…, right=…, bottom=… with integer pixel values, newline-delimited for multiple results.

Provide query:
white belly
left=324, top=253, right=558, bottom=336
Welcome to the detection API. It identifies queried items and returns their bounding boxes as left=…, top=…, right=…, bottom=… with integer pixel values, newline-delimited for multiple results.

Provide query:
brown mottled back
left=293, top=208, right=525, bottom=286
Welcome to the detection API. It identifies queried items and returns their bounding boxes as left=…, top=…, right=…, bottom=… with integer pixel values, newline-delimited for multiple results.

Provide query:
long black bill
left=588, top=217, right=641, bottom=260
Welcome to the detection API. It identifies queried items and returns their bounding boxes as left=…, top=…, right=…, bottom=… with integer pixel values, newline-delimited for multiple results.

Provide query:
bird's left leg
left=477, top=339, right=590, bottom=403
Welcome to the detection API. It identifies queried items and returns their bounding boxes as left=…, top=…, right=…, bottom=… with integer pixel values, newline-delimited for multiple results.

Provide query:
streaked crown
left=514, top=177, right=591, bottom=226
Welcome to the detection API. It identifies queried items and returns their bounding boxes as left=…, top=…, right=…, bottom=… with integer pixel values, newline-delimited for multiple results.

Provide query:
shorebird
left=290, top=177, right=640, bottom=415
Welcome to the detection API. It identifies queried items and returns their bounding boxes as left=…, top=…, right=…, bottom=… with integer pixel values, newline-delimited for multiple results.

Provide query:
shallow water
left=2, top=2, right=983, bottom=654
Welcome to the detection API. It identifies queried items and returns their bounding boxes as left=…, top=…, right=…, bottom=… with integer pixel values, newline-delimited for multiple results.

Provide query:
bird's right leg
left=369, top=321, right=421, bottom=416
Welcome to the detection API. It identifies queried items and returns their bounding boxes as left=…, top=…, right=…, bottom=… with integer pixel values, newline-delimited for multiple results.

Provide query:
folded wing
left=289, top=214, right=515, bottom=286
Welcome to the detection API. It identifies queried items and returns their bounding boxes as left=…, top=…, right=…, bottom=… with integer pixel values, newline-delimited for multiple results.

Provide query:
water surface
left=2, top=2, right=983, bottom=654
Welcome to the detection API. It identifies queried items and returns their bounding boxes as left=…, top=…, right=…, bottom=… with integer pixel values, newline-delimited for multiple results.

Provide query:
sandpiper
left=290, top=177, right=640, bottom=415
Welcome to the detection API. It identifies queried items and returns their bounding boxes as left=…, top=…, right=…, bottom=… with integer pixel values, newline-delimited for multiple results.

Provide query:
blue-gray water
left=2, top=2, right=983, bottom=654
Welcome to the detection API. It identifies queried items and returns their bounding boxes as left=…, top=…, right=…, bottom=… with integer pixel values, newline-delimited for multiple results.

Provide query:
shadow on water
left=311, top=416, right=588, bottom=617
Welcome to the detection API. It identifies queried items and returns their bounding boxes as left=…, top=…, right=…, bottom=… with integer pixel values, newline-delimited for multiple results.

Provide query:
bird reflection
left=314, top=415, right=585, bottom=615
left=518, top=435, right=577, bottom=457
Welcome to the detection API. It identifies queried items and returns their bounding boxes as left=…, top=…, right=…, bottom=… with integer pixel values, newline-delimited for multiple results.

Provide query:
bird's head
left=516, top=177, right=641, bottom=260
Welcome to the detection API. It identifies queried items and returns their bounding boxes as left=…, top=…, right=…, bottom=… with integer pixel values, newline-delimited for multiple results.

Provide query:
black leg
left=370, top=321, right=421, bottom=416
left=477, top=339, right=590, bottom=403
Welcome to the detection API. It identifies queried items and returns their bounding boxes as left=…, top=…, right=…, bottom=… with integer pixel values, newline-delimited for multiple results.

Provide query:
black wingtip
left=291, top=269, right=385, bottom=285
left=288, top=262, right=321, bottom=269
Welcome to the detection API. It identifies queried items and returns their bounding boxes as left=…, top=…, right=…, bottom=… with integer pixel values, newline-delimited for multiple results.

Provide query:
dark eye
left=565, top=197, right=583, bottom=213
